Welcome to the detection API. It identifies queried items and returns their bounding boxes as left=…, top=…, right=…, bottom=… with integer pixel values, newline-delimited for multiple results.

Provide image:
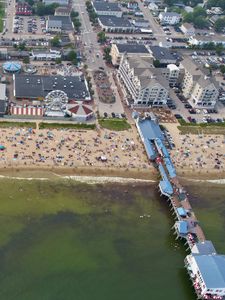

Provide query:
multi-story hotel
left=180, top=57, right=219, bottom=108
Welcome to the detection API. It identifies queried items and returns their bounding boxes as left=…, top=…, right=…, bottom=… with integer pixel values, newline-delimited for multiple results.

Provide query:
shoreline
left=0, top=166, right=224, bottom=182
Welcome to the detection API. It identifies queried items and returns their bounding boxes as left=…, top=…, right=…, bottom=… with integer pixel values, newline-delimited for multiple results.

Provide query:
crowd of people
left=0, top=127, right=149, bottom=170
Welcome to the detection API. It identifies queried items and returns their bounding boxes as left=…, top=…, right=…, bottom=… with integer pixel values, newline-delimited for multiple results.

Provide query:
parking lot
left=13, top=16, right=46, bottom=35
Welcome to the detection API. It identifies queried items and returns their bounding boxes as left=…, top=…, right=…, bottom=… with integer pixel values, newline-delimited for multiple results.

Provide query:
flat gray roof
left=14, top=75, right=90, bottom=100
left=150, top=46, right=177, bottom=62
left=48, top=16, right=73, bottom=31
left=92, top=1, right=121, bottom=12
left=99, top=16, right=132, bottom=28
left=116, top=43, right=150, bottom=54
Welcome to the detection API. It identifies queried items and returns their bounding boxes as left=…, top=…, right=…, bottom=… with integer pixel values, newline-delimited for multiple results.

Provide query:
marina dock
left=135, top=113, right=225, bottom=300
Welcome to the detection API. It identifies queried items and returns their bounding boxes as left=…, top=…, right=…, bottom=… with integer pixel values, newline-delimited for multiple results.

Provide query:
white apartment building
left=31, top=49, right=61, bottom=61
left=43, top=0, right=69, bottom=5
left=118, top=55, right=169, bottom=107
left=158, top=12, right=181, bottom=25
left=180, top=57, right=219, bottom=108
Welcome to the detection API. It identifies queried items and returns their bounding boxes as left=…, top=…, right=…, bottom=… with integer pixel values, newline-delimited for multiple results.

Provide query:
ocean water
left=0, top=178, right=223, bottom=300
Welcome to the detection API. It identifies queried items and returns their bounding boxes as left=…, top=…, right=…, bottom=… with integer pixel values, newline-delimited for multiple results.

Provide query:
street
left=73, top=0, right=124, bottom=116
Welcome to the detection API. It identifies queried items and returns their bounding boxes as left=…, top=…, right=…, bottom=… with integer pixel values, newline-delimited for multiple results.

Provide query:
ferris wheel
left=44, top=90, right=68, bottom=116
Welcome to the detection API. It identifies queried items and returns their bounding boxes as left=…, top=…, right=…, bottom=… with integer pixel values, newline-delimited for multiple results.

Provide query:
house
left=127, top=1, right=138, bottom=10
left=110, top=43, right=151, bottom=66
left=184, top=6, right=193, bottom=13
left=158, top=12, right=181, bottom=25
left=54, top=6, right=71, bottom=16
left=118, top=55, right=169, bottom=107
left=98, top=16, right=135, bottom=33
left=14, top=75, right=91, bottom=101
left=180, top=56, right=219, bottom=108
left=31, top=49, right=61, bottom=61
left=180, top=23, right=195, bottom=36
left=148, top=2, right=159, bottom=11
left=189, top=35, right=225, bottom=46
left=149, top=46, right=178, bottom=65
left=92, top=1, right=123, bottom=18
left=43, top=0, right=69, bottom=6
left=16, top=2, right=32, bottom=16
left=46, top=16, right=73, bottom=33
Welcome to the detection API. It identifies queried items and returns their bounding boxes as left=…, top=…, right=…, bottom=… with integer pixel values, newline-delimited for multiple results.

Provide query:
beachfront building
left=118, top=55, right=169, bottom=107
left=158, top=12, right=181, bottom=25
left=110, top=43, right=151, bottom=66
left=188, top=35, right=225, bottom=47
left=185, top=253, right=225, bottom=299
left=92, top=1, right=123, bottom=17
left=0, top=83, right=7, bottom=115
left=13, top=75, right=91, bottom=102
left=180, top=57, right=219, bottom=108
left=46, top=16, right=73, bottom=33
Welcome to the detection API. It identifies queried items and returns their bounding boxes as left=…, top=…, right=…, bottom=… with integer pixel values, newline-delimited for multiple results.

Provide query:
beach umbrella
left=0, top=145, right=5, bottom=150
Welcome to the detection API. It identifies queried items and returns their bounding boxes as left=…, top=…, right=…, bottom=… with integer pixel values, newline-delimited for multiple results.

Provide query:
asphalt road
left=73, top=0, right=124, bottom=115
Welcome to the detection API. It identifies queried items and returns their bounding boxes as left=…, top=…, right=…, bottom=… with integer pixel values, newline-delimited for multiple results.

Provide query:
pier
left=135, top=113, right=225, bottom=300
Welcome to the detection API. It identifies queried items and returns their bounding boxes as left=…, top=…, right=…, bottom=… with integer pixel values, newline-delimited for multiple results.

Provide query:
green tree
left=73, top=18, right=81, bottom=31
left=215, top=43, right=224, bottom=55
left=103, top=47, right=112, bottom=64
left=182, top=12, right=193, bottom=23
left=97, top=31, right=106, bottom=44
left=55, top=58, right=62, bottom=64
left=36, top=3, right=58, bottom=16
left=194, top=16, right=208, bottom=29
left=153, top=59, right=161, bottom=68
left=71, top=10, right=79, bottom=18
left=207, top=0, right=225, bottom=10
left=220, top=65, right=225, bottom=74
left=68, top=50, right=77, bottom=63
left=23, top=57, right=30, bottom=64
left=51, top=36, right=61, bottom=47
left=214, top=17, right=225, bottom=32
left=18, top=42, right=26, bottom=51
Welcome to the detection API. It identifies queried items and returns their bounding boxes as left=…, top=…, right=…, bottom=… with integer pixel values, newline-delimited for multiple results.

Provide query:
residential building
left=189, top=35, right=225, bottom=46
left=54, top=6, right=71, bottom=16
left=180, top=23, right=195, bottom=36
left=31, top=49, right=61, bottom=61
left=118, top=55, right=169, bottom=107
left=185, top=253, right=225, bottom=299
left=158, top=12, right=181, bottom=25
left=43, top=0, right=69, bottom=6
left=13, top=75, right=91, bottom=101
left=148, top=2, right=159, bottom=11
left=16, top=2, right=32, bottom=15
left=110, top=43, right=151, bottom=66
left=149, top=46, right=178, bottom=65
left=98, top=16, right=134, bottom=33
left=46, top=16, right=73, bottom=33
left=92, top=1, right=123, bottom=18
left=180, top=57, right=219, bottom=108
left=127, top=1, right=138, bottom=10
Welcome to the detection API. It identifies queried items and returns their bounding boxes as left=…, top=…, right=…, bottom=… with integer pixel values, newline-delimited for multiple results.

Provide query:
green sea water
left=0, top=178, right=224, bottom=300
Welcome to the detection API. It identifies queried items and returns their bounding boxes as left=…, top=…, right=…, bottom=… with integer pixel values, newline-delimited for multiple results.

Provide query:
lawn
left=39, top=122, right=96, bottom=130
left=177, top=119, right=225, bottom=134
left=98, top=118, right=131, bottom=131
left=0, top=121, right=36, bottom=128
left=0, top=3, right=4, bottom=32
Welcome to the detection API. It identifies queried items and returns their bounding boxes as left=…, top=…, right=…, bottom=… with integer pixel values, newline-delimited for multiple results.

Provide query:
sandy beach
left=0, top=124, right=224, bottom=180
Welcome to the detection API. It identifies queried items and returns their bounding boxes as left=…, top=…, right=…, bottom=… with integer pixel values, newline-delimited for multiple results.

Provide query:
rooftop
left=98, top=16, right=132, bottom=28
left=92, top=1, right=122, bottom=12
left=191, top=241, right=217, bottom=255
left=48, top=16, right=73, bottom=31
left=116, top=43, right=150, bottom=54
left=193, top=254, right=225, bottom=289
left=150, top=46, right=177, bottom=62
left=160, top=12, right=181, bottom=17
left=14, top=75, right=90, bottom=100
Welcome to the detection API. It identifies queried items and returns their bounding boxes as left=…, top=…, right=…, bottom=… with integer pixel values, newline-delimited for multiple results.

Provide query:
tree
left=103, top=47, right=111, bottom=64
left=71, top=10, right=79, bottom=18
left=215, top=43, right=224, bottom=55
left=68, top=50, right=77, bottom=63
left=214, top=17, right=225, bottom=32
left=51, top=36, right=60, bottom=47
left=194, top=16, right=208, bottom=29
left=23, top=57, right=30, bottom=64
left=73, top=18, right=81, bottom=31
left=207, top=0, right=225, bottom=10
left=153, top=59, right=161, bottom=68
left=220, top=65, right=225, bottom=74
left=182, top=12, right=193, bottom=23
left=36, top=3, right=58, bottom=16
left=18, top=42, right=26, bottom=51
left=55, top=58, right=62, bottom=64
left=97, top=31, right=106, bottom=44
